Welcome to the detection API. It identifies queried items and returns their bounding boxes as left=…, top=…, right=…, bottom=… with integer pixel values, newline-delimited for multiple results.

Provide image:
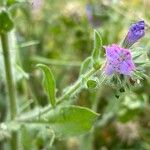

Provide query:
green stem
left=17, top=67, right=99, bottom=121
left=57, top=68, right=96, bottom=103
left=1, top=33, right=17, bottom=119
left=1, top=33, right=18, bottom=150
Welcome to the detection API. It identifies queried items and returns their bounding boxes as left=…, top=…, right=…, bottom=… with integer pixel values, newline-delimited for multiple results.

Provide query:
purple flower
left=104, top=44, right=135, bottom=75
left=122, top=21, right=145, bottom=48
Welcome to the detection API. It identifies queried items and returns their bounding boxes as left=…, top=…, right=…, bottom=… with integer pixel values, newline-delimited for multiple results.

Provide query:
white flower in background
left=116, top=122, right=139, bottom=144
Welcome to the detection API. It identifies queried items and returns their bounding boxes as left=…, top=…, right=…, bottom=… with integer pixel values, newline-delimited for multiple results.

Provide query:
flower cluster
left=102, top=20, right=148, bottom=97
left=104, top=21, right=145, bottom=76
left=105, top=44, right=135, bottom=75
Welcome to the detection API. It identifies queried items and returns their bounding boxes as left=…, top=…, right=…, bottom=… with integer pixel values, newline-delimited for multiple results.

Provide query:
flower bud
left=122, top=21, right=145, bottom=48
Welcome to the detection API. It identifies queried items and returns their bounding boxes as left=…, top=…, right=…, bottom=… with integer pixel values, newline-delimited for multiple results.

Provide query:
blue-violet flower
left=122, top=20, right=145, bottom=48
left=104, top=44, right=135, bottom=75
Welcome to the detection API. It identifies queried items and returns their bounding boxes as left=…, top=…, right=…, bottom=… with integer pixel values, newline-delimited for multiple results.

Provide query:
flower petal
left=119, top=61, right=134, bottom=75
left=105, top=63, right=114, bottom=75
left=105, top=45, right=120, bottom=61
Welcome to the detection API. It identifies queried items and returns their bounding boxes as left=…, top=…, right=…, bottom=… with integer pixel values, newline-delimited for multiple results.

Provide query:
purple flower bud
left=122, top=21, right=145, bottom=48
left=104, top=44, right=135, bottom=75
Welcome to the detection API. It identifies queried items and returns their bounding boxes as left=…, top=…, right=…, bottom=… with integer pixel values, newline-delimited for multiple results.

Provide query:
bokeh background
left=0, top=0, right=150, bottom=149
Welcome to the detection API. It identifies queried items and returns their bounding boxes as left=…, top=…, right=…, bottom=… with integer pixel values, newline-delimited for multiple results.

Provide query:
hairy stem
left=1, top=33, right=18, bottom=150
left=1, top=33, right=17, bottom=119
left=57, top=68, right=96, bottom=103
left=17, top=67, right=99, bottom=121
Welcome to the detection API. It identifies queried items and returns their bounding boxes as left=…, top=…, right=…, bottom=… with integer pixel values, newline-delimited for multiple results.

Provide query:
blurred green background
left=0, top=0, right=150, bottom=149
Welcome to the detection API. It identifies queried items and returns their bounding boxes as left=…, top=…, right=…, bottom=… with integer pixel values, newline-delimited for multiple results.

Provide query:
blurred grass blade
left=32, top=56, right=81, bottom=67
left=37, top=64, right=56, bottom=107
left=15, top=64, right=29, bottom=80
left=18, top=40, right=39, bottom=48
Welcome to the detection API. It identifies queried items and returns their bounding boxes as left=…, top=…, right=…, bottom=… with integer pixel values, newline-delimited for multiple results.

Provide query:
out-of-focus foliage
left=0, top=9, right=14, bottom=34
left=0, top=0, right=150, bottom=150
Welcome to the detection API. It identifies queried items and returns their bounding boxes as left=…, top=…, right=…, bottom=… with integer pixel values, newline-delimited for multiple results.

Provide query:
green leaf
left=87, top=78, right=98, bottom=89
left=7, top=0, right=17, bottom=6
left=21, top=126, right=32, bottom=150
left=94, top=30, right=102, bottom=50
left=37, top=64, right=56, bottom=107
left=92, top=30, right=102, bottom=70
left=25, top=106, right=99, bottom=137
left=0, top=9, right=14, bottom=34
left=79, top=57, right=91, bottom=75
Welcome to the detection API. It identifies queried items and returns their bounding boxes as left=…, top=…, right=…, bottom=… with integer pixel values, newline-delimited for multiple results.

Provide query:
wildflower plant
left=0, top=1, right=150, bottom=149
left=102, top=21, right=149, bottom=97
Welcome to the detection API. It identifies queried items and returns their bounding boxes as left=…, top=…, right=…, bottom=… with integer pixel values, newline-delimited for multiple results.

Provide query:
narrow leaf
left=37, top=64, right=56, bottom=107
left=92, top=30, right=102, bottom=69
left=94, top=30, right=102, bottom=50
left=79, top=57, right=92, bottom=75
